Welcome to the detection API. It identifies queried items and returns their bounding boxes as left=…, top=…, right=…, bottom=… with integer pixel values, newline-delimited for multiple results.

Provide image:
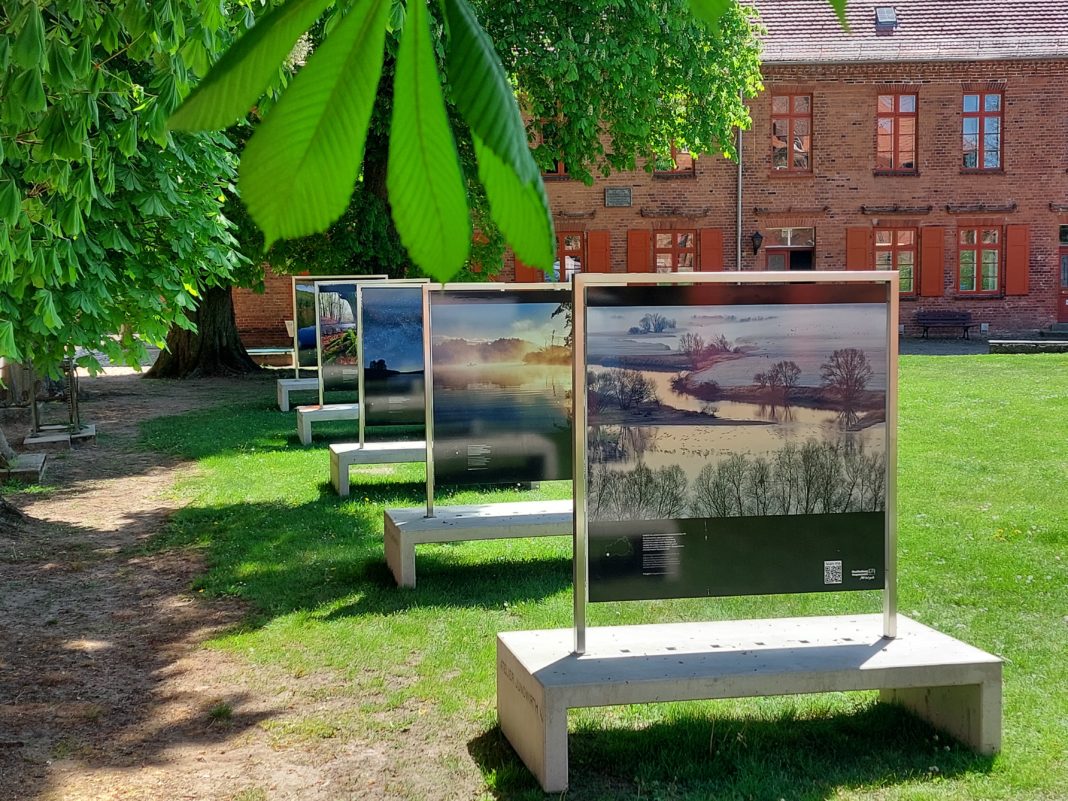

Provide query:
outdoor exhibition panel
left=424, top=283, right=572, bottom=505
left=291, top=274, right=385, bottom=377
left=314, top=278, right=390, bottom=405
left=497, top=271, right=1002, bottom=791
left=357, top=280, right=430, bottom=441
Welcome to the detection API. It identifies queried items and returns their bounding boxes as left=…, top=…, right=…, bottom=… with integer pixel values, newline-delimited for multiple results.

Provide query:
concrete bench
left=989, top=339, right=1068, bottom=354
left=384, top=499, right=573, bottom=587
left=498, top=614, right=1001, bottom=793
left=330, top=441, right=426, bottom=497
left=276, top=377, right=319, bottom=412
left=295, top=403, right=360, bottom=445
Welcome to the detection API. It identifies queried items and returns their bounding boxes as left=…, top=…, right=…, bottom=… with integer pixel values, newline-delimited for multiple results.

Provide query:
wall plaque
left=604, top=187, right=632, bottom=208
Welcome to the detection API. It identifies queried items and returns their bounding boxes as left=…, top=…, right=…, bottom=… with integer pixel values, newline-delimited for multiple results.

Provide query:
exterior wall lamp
left=750, top=230, right=764, bottom=254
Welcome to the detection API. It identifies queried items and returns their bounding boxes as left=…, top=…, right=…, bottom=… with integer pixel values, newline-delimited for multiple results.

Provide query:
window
left=771, top=94, right=812, bottom=172
left=542, top=160, right=569, bottom=178
left=654, top=144, right=696, bottom=176
left=553, top=232, right=585, bottom=281
left=962, top=92, right=1002, bottom=170
left=958, top=227, right=1000, bottom=292
left=654, top=231, right=697, bottom=272
left=1060, top=224, right=1068, bottom=246
left=875, top=228, right=917, bottom=293
left=876, top=94, right=917, bottom=173
left=765, top=227, right=815, bottom=270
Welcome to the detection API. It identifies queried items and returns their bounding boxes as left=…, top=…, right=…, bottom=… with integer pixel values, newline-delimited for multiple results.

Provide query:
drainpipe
left=735, top=90, right=744, bottom=271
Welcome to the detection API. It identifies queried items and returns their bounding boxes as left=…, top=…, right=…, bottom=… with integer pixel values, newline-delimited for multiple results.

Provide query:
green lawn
left=141, top=354, right=1068, bottom=800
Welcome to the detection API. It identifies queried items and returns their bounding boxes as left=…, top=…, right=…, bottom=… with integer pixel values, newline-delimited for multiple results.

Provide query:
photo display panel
left=430, top=287, right=573, bottom=485
left=361, top=284, right=426, bottom=427
left=293, top=275, right=385, bottom=373
left=294, top=279, right=320, bottom=369
left=583, top=280, right=891, bottom=602
left=317, top=282, right=361, bottom=395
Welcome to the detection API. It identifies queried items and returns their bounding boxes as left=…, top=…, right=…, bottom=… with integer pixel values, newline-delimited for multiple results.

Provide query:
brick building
left=236, top=0, right=1068, bottom=344
left=511, top=0, right=1068, bottom=335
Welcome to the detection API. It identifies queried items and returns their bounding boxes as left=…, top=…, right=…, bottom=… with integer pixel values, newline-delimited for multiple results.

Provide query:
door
left=1060, top=225, right=1068, bottom=323
left=1059, top=247, right=1068, bottom=323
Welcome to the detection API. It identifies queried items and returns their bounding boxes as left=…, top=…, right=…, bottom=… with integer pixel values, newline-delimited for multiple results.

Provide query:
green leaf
left=474, top=134, right=554, bottom=268
left=239, top=0, right=389, bottom=246
left=0, top=319, right=19, bottom=361
left=169, top=0, right=335, bottom=131
left=442, top=0, right=553, bottom=267
left=117, top=117, right=138, bottom=157
left=13, top=2, right=46, bottom=69
left=35, top=289, right=63, bottom=330
left=687, top=0, right=732, bottom=30
left=828, top=0, right=849, bottom=28
left=442, top=0, right=530, bottom=178
left=0, top=179, right=21, bottom=226
left=388, top=0, right=470, bottom=279
left=12, top=68, right=47, bottom=113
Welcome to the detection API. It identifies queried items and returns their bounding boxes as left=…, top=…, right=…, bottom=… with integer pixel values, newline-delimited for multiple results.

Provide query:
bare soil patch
left=0, top=370, right=464, bottom=801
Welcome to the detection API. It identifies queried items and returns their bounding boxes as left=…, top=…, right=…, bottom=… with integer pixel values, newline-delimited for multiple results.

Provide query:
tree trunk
left=147, top=285, right=261, bottom=379
left=0, top=424, right=16, bottom=468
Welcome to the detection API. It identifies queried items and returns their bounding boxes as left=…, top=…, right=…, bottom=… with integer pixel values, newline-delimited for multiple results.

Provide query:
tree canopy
left=0, top=0, right=253, bottom=377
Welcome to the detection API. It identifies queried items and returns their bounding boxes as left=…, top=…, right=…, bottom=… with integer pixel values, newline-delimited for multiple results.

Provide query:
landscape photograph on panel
left=430, top=288, right=572, bottom=485
left=584, top=281, right=891, bottom=602
left=318, top=283, right=360, bottom=394
left=294, top=280, right=319, bottom=368
left=361, top=284, right=425, bottom=428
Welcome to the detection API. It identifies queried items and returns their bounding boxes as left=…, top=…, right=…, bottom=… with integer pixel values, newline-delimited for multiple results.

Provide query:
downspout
left=735, top=90, right=744, bottom=271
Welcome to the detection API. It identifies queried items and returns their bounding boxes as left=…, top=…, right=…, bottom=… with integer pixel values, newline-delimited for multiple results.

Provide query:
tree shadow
left=468, top=703, right=995, bottom=800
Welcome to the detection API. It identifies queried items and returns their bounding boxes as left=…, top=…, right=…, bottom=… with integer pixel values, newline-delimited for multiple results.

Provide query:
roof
left=752, top=0, right=1068, bottom=64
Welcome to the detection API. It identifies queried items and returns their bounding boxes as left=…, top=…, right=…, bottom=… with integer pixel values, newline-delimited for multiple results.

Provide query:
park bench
left=276, top=377, right=318, bottom=412
left=383, top=499, right=572, bottom=587
left=295, top=403, right=360, bottom=445
left=915, top=310, right=974, bottom=339
left=498, top=614, right=1002, bottom=793
left=330, top=441, right=426, bottom=497
left=247, top=346, right=295, bottom=369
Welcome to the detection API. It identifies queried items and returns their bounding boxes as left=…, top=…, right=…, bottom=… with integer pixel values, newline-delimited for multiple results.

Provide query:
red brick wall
left=508, top=57, right=1068, bottom=335
left=233, top=268, right=293, bottom=347
left=237, top=58, right=1068, bottom=339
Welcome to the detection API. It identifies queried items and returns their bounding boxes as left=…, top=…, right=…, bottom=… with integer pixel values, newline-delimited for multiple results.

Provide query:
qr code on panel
left=824, top=560, right=843, bottom=585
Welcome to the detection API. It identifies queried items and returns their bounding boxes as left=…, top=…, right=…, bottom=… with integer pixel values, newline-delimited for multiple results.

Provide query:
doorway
left=764, top=227, right=816, bottom=271
left=767, top=249, right=814, bottom=270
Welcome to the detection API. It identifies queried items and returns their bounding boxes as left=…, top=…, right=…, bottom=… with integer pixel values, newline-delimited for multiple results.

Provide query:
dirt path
left=0, top=371, right=401, bottom=801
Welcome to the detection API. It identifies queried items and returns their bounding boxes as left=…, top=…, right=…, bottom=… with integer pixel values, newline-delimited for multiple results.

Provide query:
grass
left=139, top=354, right=1068, bottom=800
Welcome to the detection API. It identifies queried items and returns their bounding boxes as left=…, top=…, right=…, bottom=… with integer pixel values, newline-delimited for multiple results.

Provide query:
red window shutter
left=919, top=226, right=945, bottom=297
left=586, top=230, right=611, bottom=273
left=513, top=256, right=543, bottom=283
left=698, top=228, right=724, bottom=271
left=1005, top=224, right=1030, bottom=295
left=627, top=230, right=651, bottom=272
left=845, top=227, right=872, bottom=270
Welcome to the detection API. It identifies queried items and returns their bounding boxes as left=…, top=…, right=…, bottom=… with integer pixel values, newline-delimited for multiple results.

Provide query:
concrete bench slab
left=276, top=377, right=319, bottom=412
left=498, top=614, right=1002, bottom=793
left=384, top=499, right=573, bottom=587
left=1, top=452, right=47, bottom=483
left=330, top=441, right=427, bottom=497
left=24, top=424, right=96, bottom=448
left=295, top=403, right=360, bottom=445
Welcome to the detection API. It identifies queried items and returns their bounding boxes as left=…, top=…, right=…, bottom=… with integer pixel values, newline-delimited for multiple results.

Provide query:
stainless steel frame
left=355, top=279, right=430, bottom=447
left=422, top=282, right=572, bottom=519
left=571, top=270, right=900, bottom=654
left=291, top=275, right=386, bottom=379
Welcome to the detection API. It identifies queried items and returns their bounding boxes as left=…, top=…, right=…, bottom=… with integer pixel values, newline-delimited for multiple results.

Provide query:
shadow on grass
left=140, top=400, right=424, bottom=459
left=469, top=703, right=995, bottom=800
left=156, top=490, right=570, bottom=634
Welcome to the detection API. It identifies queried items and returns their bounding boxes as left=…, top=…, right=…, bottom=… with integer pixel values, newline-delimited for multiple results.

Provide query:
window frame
left=541, top=159, right=570, bottom=180
left=875, top=92, right=918, bottom=175
left=771, top=93, right=813, bottom=174
left=554, top=231, right=586, bottom=282
left=962, top=91, right=1003, bottom=172
left=957, top=226, right=1002, bottom=294
left=653, top=229, right=698, bottom=273
left=653, top=144, right=697, bottom=178
left=874, top=227, right=918, bottom=295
